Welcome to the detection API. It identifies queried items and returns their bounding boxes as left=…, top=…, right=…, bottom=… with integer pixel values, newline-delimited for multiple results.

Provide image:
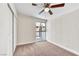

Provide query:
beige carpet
left=14, top=41, right=77, bottom=56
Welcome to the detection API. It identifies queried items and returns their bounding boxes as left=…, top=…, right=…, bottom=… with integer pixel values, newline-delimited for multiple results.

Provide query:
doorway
left=35, top=22, right=46, bottom=41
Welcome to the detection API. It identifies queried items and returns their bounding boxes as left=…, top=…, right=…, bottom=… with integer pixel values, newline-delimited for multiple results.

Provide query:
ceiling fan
left=32, top=3, right=65, bottom=15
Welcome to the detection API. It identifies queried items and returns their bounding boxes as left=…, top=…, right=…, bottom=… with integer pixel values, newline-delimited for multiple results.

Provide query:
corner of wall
left=47, top=40, right=79, bottom=56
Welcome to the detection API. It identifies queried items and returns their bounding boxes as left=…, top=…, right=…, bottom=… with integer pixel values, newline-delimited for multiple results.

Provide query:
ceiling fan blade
left=32, top=3, right=37, bottom=6
left=49, top=3, right=65, bottom=8
left=44, top=3, right=50, bottom=7
left=49, top=10, right=53, bottom=15
left=39, top=9, right=44, bottom=14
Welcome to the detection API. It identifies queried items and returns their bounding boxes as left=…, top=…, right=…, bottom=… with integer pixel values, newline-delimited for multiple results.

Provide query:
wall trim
left=47, top=40, right=79, bottom=56
left=7, top=3, right=15, bottom=56
left=16, top=41, right=36, bottom=46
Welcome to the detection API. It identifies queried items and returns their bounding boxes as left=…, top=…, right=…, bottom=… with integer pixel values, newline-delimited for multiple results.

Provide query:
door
left=35, top=22, right=46, bottom=41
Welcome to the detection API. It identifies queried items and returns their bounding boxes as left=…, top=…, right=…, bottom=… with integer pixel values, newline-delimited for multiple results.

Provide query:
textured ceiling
left=14, top=3, right=79, bottom=19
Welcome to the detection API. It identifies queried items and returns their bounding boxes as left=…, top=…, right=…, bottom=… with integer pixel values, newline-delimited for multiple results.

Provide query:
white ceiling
left=14, top=3, right=79, bottom=19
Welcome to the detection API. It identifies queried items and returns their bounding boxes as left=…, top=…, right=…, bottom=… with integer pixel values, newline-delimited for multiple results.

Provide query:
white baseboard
left=0, top=54, right=7, bottom=56
left=47, top=40, right=79, bottom=56
left=16, top=41, right=36, bottom=46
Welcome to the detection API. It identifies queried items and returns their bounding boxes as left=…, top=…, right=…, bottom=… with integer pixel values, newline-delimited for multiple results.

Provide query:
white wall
left=47, top=9, right=79, bottom=53
left=0, top=4, right=12, bottom=55
left=46, top=19, right=52, bottom=41
left=17, top=14, right=36, bottom=45
left=0, top=3, right=17, bottom=56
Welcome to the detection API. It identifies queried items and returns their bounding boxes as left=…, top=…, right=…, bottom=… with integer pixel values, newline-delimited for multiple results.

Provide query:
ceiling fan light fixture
left=32, top=3, right=65, bottom=15
left=44, top=8, right=49, bottom=12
